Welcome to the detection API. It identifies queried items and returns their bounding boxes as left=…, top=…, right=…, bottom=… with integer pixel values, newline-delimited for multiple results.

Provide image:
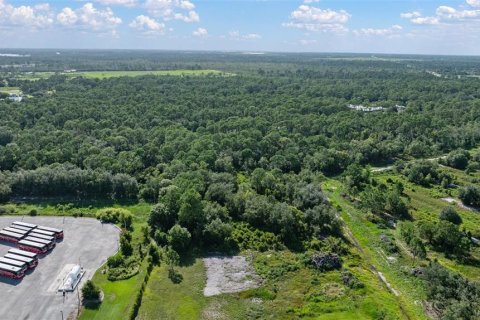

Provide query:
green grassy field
left=73, top=70, right=225, bottom=79
left=80, top=263, right=146, bottom=320
left=136, top=247, right=407, bottom=320
left=253, top=250, right=406, bottom=320
left=137, top=257, right=253, bottom=320
left=12, top=69, right=227, bottom=81
left=0, top=86, right=21, bottom=94
left=323, top=179, right=428, bottom=320
left=374, top=167, right=480, bottom=280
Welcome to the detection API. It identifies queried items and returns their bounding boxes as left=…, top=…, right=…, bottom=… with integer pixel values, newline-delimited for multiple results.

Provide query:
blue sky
left=0, top=0, right=479, bottom=54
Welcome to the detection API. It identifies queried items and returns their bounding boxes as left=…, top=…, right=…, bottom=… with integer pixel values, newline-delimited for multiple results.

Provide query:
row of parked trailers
left=0, top=222, right=63, bottom=279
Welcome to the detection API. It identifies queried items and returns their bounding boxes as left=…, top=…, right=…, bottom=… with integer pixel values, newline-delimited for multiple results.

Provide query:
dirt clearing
left=203, top=256, right=262, bottom=297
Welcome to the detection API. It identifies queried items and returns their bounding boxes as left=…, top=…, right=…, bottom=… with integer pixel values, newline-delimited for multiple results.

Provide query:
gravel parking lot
left=0, top=216, right=119, bottom=320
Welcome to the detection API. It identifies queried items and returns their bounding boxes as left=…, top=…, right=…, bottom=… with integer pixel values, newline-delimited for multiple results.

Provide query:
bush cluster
left=311, top=253, right=342, bottom=272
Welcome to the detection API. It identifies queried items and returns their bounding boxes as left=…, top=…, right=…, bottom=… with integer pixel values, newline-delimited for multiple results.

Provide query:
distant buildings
left=347, top=104, right=384, bottom=112
left=347, top=104, right=406, bottom=113
left=8, top=93, right=23, bottom=102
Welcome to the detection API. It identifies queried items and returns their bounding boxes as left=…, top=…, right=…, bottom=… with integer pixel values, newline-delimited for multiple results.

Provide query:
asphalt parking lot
left=0, top=216, right=119, bottom=320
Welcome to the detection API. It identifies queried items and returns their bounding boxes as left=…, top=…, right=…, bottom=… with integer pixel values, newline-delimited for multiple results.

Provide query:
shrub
left=82, top=280, right=100, bottom=301
left=168, top=268, right=183, bottom=284
left=311, top=253, right=342, bottom=272
left=107, top=253, right=124, bottom=268
left=148, top=203, right=176, bottom=232
left=120, top=233, right=133, bottom=256
left=107, top=264, right=140, bottom=281
left=154, top=230, right=168, bottom=246
left=459, top=186, right=480, bottom=207
left=444, top=149, right=470, bottom=170
left=231, top=223, right=284, bottom=252
left=167, top=225, right=191, bottom=252
left=96, top=208, right=133, bottom=229
left=439, top=207, right=462, bottom=225
left=28, top=209, right=38, bottom=216
left=379, top=234, right=398, bottom=254
left=149, top=244, right=161, bottom=265
left=341, top=271, right=365, bottom=289
left=107, top=255, right=140, bottom=281
left=203, top=218, right=233, bottom=248
left=0, top=183, right=12, bottom=203
left=422, top=262, right=480, bottom=320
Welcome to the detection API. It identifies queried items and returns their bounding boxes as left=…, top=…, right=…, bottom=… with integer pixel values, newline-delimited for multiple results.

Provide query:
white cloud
left=192, top=27, right=208, bottom=37
left=467, top=0, right=480, bottom=8
left=179, top=1, right=195, bottom=10
left=129, top=15, right=165, bottom=34
left=354, top=24, right=402, bottom=36
left=411, top=16, right=440, bottom=25
left=0, top=0, right=54, bottom=29
left=283, top=5, right=350, bottom=33
left=400, top=11, right=421, bottom=19
left=401, top=3, right=480, bottom=25
left=174, top=10, right=199, bottom=22
left=57, top=8, right=78, bottom=26
left=95, top=0, right=138, bottom=7
left=56, top=3, right=122, bottom=32
left=436, top=5, right=480, bottom=20
left=34, top=3, right=50, bottom=11
left=144, top=0, right=199, bottom=22
left=303, top=0, right=320, bottom=3
left=228, top=30, right=262, bottom=40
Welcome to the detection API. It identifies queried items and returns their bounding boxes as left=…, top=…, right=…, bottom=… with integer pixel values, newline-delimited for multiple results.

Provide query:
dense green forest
left=1, top=51, right=480, bottom=319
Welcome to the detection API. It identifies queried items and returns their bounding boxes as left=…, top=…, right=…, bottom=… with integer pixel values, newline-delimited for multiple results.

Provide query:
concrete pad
left=0, top=216, right=119, bottom=320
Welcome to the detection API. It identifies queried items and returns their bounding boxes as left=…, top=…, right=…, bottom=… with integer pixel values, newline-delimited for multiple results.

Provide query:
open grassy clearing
left=323, top=179, right=428, bottom=320
left=72, top=70, right=227, bottom=79
left=0, top=86, right=21, bottom=94
left=374, top=169, right=480, bottom=280
left=375, top=168, right=480, bottom=236
left=253, top=250, right=405, bottom=320
left=136, top=249, right=406, bottom=320
left=137, top=257, right=254, bottom=320
left=80, top=260, right=147, bottom=320
left=10, top=69, right=228, bottom=80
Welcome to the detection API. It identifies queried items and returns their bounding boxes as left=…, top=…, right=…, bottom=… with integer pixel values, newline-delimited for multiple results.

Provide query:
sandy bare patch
left=442, top=197, right=478, bottom=212
left=203, top=256, right=262, bottom=297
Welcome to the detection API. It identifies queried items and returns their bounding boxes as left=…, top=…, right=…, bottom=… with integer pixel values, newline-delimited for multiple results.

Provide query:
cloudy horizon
left=0, top=0, right=479, bottom=55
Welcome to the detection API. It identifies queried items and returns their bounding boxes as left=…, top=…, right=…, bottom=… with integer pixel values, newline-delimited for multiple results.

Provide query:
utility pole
left=60, top=310, right=63, bottom=320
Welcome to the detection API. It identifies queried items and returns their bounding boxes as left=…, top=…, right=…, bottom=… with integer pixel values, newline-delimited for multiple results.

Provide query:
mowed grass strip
left=79, top=265, right=146, bottom=320
left=137, top=259, right=207, bottom=320
left=138, top=256, right=258, bottom=320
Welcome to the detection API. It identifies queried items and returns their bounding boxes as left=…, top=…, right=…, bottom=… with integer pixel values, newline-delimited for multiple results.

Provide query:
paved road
left=0, top=217, right=119, bottom=320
